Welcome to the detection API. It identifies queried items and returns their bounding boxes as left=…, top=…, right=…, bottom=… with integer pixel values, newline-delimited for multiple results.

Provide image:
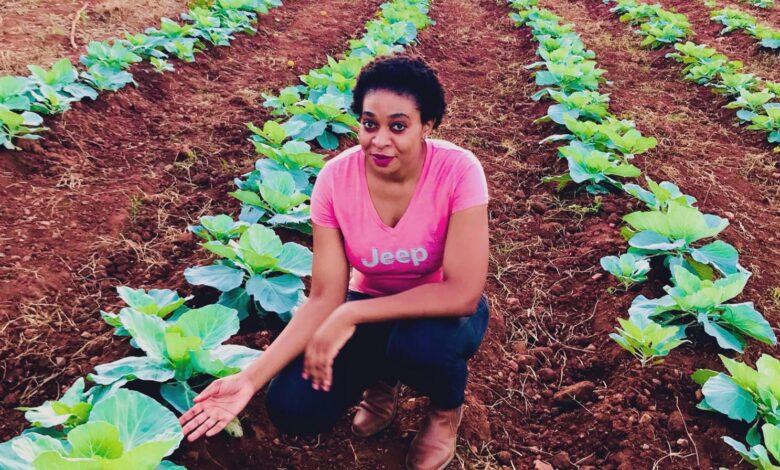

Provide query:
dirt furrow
left=0, top=0, right=383, bottom=441
left=507, top=0, right=780, bottom=467
left=560, top=0, right=780, bottom=314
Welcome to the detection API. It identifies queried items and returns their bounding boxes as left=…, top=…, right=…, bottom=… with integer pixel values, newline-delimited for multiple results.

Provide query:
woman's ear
left=422, top=120, right=434, bottom=139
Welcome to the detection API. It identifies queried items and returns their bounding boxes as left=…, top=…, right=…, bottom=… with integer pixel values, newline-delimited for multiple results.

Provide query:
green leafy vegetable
left=629, top=266, right=776, bottom=352
left=610, top=313, right=687, bottom=366
left=600, top=253, right=651, bottom=289
left=185, top=224, right=311, bottom=320
left=621, top=201, right=741, bottom=277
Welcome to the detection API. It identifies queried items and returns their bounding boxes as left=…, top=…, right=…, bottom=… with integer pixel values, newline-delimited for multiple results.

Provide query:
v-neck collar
left=361, top=139, right=433, bottom=233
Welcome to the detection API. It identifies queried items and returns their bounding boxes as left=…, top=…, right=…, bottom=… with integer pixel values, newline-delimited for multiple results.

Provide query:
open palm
left=179, top=373, right=255, bottom=441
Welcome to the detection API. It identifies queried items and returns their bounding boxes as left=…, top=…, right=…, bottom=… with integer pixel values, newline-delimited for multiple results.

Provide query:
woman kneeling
left=180, top=56, right=490, bottom=470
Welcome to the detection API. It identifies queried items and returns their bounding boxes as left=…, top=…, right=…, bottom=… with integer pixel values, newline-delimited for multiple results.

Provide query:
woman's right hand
left=179, top=372, right=256, bottom=442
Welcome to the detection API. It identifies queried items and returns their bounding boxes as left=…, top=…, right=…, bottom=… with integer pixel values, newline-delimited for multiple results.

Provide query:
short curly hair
left=351, top=55, right=447, bottom=129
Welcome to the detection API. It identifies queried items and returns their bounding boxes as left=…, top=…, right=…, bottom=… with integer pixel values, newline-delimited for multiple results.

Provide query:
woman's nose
left=372, top=128, right=392, bottom=148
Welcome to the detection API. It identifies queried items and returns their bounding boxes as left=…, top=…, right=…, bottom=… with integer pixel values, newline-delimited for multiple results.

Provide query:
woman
left=180, top=56, right=490, bottom=470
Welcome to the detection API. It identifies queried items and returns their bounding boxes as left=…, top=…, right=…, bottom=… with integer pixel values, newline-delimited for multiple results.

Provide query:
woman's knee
left=386, top=318, right=462, bottom=369
left=387, top=297, right=489, bottom=369
left=265, top=364, right=341, bottom=436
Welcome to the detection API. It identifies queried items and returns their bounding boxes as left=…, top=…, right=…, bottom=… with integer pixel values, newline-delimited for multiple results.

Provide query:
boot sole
left=351, top=393, right=399, bottom=438
left=405, top=446, right=456, bottom=470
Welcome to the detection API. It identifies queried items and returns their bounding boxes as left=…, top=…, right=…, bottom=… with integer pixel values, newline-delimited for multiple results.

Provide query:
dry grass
left=0, top=0, right=190, bottom=75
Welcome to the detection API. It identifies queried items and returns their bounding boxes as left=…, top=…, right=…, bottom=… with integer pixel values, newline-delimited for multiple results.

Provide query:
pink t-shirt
left=310, top=139, right=489, bottom=296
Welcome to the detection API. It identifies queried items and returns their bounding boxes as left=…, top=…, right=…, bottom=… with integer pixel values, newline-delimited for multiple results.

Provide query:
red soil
left=2, top=0, right=779, bottom=468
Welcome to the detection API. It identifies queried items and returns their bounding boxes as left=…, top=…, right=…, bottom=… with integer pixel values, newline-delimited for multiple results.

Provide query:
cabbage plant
left=182, top=7, right=236, bottom=46
left=239, top=140, right=324, bottom=198
left=694, top=353, right=780, bottom=465
left=16, top=378, right=126, bottom=434
left=185, top=225, right=311, bottom=320
left=711, top=8, right=756, bottom=35
left=600, top=253, right=651, bottom=289
left=754, top=25, right=780, bottom=50
left=300, top=56, right=365, bottom=105
left=359, top=17, right=419, bottom=47
left=90, top=305, right=260, bottom=413
left=230, top=171, right=311, bottom=233
left=0, top=106, right=46, bottom=150
left=725, top=89, right=775, bottom=123
left=544, top=141, right=641, bottom=193
left=542, top=116, right=655, bottom=160
left=118, top=33, right=169, bottom=59
left=80, top=41, right=142, bottom=70
left=283, top=94, right=359, bottom=150
left=380, top=0, right=434, bottom=30
left=81, top=65, right=136, bottom=92
left=262, top=86, right=306, bottom=116
left=610, top=313, right=686, bottom=366
left=530, top=57, right=607, bottom=100
left=711, top=72, right=759, bottom=97
left=694, top=354, right=780, bottom=425
left=189, top=214, right=250, bottom=242
left=101, top=286, right=192, bottom=336
left=666, top=42, right=743, bottom=85
left=629, top=266, right=776, bottom=352
left=621, top=201, right=742, bottom=277
left=0, top=76, right=35, bottom=111
left=623, top=177, right=696, bottom=211
left=0, top=389, right=183, bottom=470
left=746, top=104, right=780, bottom=145
left=636, top=11, right=692, bottom=48
left=723, top=424, right=780, bottom=470
left=535, top=90, right=610, bottom=125
left=26, top=59, right=97, bottom=114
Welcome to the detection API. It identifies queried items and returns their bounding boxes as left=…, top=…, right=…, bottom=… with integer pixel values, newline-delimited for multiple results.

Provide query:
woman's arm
left=179, top=223, right=350, bottom=442
left=341, top=203, right=489, bottom=323
left=303, top=204, right=489, bottom=391
left=240, top=223, right=350, bottom=392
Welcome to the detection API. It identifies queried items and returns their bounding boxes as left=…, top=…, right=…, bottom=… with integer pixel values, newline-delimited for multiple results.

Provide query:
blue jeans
left=265, top=291, right=490, bottom=436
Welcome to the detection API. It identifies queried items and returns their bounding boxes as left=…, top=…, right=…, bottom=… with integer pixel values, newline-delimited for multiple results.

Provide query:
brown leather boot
left=351, top=381, right=400, bottom=437
left=405, top=405, right=463, bottom=470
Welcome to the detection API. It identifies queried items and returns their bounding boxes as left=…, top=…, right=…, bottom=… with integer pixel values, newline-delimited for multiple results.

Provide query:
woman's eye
left=391, top=123, right=406, bottom=132
left=362, top=121, right=377, bottom=129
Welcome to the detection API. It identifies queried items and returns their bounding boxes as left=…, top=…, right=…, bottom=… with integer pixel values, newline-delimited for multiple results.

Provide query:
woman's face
left=358, top=89, right=434, bottom=174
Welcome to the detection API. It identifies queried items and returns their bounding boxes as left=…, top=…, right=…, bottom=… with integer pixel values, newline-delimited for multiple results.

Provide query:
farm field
left=1, top=0, right=780, bottom=468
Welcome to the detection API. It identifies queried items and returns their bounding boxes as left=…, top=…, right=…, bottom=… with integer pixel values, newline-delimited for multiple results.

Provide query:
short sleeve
left=310, top=165, right=339, bottom=229
left=451, top=157, right=489, bottom=213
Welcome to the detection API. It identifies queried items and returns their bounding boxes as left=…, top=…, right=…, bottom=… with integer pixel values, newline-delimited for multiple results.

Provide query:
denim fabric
left=265, top=292, right=490, bottom=436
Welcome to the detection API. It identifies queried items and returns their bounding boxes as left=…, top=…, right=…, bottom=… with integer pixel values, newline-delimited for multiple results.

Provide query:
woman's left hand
left=303, top=305, right=357, bottom=392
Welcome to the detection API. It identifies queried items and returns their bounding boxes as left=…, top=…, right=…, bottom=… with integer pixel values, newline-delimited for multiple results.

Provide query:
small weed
left=770, top=287, right=780, bottom=308
left=174, top=147, right=199, bottom=171
left=666, top=113, right=689, bottom=123
left=129, top=195, right=144, bottom=223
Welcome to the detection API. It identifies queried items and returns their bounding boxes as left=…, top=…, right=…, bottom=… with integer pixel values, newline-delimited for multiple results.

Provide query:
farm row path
left=0, top=0, right=383, bottom=440
left=0, top=0, right=190, bottom=76
left=653, top=0, right=780, bottom=83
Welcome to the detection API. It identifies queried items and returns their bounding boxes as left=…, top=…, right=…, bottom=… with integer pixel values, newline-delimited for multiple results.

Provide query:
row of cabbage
left=739, top=0, right=775, bottom=9
left=604, top=0, right=780, bottom=150
left=0, top=0, right=282, bottom=151
left=507, top=0, right=779, bottom=466
left=710, top=4, right=780, bottom=51
left=0, top=1, right=434, bottom=469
